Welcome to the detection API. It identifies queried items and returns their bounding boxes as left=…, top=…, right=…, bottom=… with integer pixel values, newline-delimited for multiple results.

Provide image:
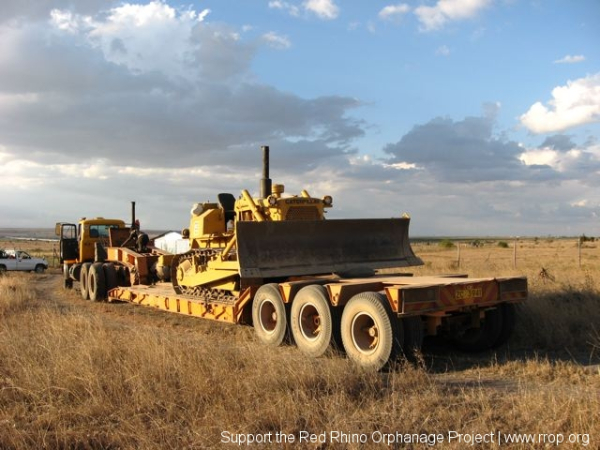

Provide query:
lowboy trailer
left=108, top=273, right=526, bottom=370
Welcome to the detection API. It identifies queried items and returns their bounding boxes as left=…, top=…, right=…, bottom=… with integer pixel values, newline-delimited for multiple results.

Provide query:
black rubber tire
left=252, top=284, right=288, bottom=347
left=452, top=307, right=503, bottom=352
left=88, top=262, right=107, bottom=302
left=80, top=263, right=92, bottom=300
left=34, top=264, right=45, bottom=274
left=103, top=263, right=118, bottom=292
left=402, top=316, right=424, bottom=359
left=340, top=292, right=401, bottom=371
left=492, top=303, right=517, bottom=348
left=290, top=285, right=335, bottom=358
left=0, top=265, right=6, bottom=274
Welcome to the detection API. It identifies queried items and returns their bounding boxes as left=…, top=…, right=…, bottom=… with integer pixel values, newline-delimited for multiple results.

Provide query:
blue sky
left=1, top=0, right=599, bottom=236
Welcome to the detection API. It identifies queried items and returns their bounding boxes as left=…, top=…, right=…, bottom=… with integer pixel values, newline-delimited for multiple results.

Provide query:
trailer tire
left=80, top=263, right=92, bottom=300
left=88, top=262, right=107, bottom=302
left=252, top=283, right=288, bottom=347
left=341, top=292, right=400, bottom=371
left=402, top=316, right=424, bottom=359
left=492, top=303, right=517, bottom=348
left=103, top=263, right=118, bottom=292
left=291, top=285, right=335, bottom=358
left=452, top=307, right=502, bottom=352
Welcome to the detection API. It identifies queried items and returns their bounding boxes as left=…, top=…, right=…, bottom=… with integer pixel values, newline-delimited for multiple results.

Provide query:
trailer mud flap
left=236, top=218, right=423, bottom=278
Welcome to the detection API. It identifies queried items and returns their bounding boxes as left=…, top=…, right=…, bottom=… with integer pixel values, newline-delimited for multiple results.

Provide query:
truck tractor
left=56, top=206, right=174, bottom=301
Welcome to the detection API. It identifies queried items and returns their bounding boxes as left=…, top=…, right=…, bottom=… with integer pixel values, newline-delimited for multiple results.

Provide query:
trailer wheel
left=252, top=284, right=287, bottom=347
left=103, top=263, right=118, bottom=292
left=291, top=285, right=335, bottom=358
left=88, top=262, right=107, bottom=302
left=341, top=292, right=400, bottom=371
left=492, top=303, right=517, bottom=348
left=452, top=307, right=502, bottom=352
left=402, top=316, right=424, bottom=358
left=80, top=263, right=92, bottom=300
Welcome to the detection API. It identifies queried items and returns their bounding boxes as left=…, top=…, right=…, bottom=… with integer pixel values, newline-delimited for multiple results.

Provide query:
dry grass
left=1, top=239, right=599, bottom=449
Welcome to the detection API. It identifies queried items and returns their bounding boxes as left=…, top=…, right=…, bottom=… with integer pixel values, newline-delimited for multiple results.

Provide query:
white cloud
left=262, top=31, right=291, bottom=49
left=0, top=2, right=364, bottom=175
left=303, top=0, right=339, bottom=20
left=415, top=0, right=492, bottom=31
left=49, top=9, right=81, bottom=33
left=518, top=147, right=559, bottom=167
left=268, top=1, right=300, bottom=17
left=85, top=1, right=209, bottom=80
left=520, top=73, right=600, bottom=134
left=378, top=4, right=410, bottom=21
left=553, top=54, right=585, bottom=64
left=269, top=0, right=339, bottom=20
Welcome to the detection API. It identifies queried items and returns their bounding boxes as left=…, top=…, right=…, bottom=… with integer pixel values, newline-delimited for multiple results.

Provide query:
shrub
left=438, top=239, right=455, bottom=249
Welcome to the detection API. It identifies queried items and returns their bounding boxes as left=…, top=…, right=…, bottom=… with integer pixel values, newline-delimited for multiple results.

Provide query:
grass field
left=0, top=237, right=599, bottom=449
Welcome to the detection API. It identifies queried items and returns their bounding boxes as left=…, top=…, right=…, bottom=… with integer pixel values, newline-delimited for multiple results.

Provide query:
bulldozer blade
left=236, top=218, right=423, bottom=278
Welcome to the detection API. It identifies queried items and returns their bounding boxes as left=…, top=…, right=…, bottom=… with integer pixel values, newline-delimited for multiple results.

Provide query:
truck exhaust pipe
left=131, top=201, right=136, bottom=228
left=260, top=145, right=272, bottom=199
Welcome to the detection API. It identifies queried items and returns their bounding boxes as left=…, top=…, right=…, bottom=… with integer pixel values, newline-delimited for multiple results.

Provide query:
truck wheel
left=0, top=265, right=6, bottom=274
left=290, top=285, right=335, bottom=358
left=402, top=316, right=424, bottom=359
left=452, top=307, right=502, bottom=352
left=80, top=263, right=92, bottom=300
left=88, top=262, right=107, bottom=302
left=34, top=264, right=46, bottom=274
left=103, top=263, right=118, bottom=292
left=252, top=284, right=288, bottom=347
left=492, top=303, right=517, bottom=348
left=341, top=292, right=400, bottom=371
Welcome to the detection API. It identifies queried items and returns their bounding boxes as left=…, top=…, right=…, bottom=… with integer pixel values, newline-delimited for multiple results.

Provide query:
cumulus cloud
left=382, top=110, right=537, bottom=183
left=553, top=54, right=585, bottom=64
left=0, top=1, right=363, bottom=171
left=303, top=0, right=339, bottom=20
left=415, top=0, right=492, bottom=31
left=378, top=4, right=411, bottom=21
left=520, top=73, right=600, bottom=134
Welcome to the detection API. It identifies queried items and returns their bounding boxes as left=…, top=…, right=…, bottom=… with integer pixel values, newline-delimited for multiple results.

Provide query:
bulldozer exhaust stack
left=260, top=145, right=272, bottom=199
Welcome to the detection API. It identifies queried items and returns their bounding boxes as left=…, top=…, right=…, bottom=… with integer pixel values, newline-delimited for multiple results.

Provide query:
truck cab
left=55, top=218, right=126, bottom=264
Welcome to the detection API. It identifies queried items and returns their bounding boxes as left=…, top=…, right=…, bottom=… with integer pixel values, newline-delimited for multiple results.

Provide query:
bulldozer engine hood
left=236, top=218, right=423, bottom=278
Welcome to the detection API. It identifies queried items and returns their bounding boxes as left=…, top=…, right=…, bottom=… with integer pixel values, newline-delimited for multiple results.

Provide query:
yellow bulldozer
left=171, top=146, right=421, bottom=297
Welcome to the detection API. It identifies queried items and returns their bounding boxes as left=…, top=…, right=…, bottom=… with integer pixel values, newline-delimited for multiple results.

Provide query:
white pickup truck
left=0, top=249, right=48, bottom=273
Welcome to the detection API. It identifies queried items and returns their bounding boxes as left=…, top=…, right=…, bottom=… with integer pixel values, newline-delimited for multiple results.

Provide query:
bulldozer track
left=171, top=249, right=238, bottom=305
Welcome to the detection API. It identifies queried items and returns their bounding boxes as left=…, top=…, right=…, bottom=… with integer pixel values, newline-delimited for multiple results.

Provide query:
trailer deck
left=108, top=274, right=527, bottom=327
